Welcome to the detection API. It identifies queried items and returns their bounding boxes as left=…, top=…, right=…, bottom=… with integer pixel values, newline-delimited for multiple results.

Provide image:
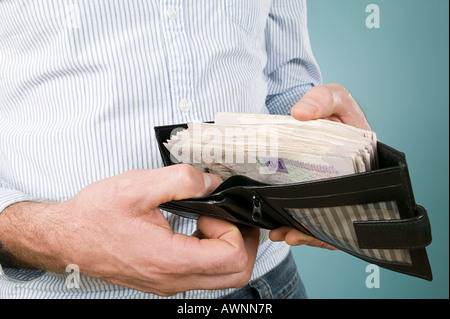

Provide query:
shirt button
left=167, top=7, right=177, bottom=20
left=178, top=99, right=191, bottom=112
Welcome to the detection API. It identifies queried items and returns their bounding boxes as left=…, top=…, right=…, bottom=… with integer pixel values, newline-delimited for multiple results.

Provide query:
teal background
left=290, top=0, right=449, bottom=299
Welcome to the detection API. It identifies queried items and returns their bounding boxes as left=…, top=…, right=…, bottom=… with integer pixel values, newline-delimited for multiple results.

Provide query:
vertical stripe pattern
left=286, top=201, right=412, bottom=265
left=0, top=0, right=321, bottom=298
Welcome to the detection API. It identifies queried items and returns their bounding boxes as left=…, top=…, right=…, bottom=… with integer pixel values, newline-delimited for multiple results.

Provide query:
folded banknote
left=164, top=113, right=378, bottom=184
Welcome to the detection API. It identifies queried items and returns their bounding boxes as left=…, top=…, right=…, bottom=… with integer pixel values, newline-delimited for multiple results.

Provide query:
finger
left=194, top=217, right=259, bottom=277
left=157, top=164, right=223, bottom=203
left=284, top=229, right=337, bottom=250
left=165, top=219, right=259, bottom=294
left=116, top=164, right=223, bottom=210
left=269, top=226, right=291, bottom=242
left=291, top=83, right=371, bottom=130
left=291, top=85, right=335, bottom=121
left=170, top=216, right=254, bottom=275
left=270, top=227, right=337, bottom=250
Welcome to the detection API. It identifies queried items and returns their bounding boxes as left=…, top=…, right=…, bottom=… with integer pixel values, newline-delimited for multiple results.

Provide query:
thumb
left=291, top=85, right=336, bottom=121
left=118, top=164, right=222, bottom=211
left=291, top=83, right=371, bottom=130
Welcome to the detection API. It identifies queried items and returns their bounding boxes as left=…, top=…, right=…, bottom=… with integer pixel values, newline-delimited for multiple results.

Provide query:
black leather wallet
left=154, top=123, right=433, bottom=281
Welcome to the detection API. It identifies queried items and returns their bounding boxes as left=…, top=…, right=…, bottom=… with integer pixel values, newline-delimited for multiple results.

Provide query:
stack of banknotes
left=164, top=113, right=378, bottom=184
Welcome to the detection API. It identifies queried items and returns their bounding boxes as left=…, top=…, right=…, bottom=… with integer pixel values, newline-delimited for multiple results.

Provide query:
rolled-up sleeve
left=0, top=183, right=36, bottom=214
left=264, top=0, right=322, bottom=115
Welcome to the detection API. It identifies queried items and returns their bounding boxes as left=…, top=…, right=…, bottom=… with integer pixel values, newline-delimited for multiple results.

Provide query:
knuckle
left=320, top=85, right=336, bottom=103
left=307, top=86, right=333, bottom=111
left=227, top=246, right=249, bottom=273
left=111, top=170, right=142, bottom=199
left=176, top=164, right=202, bottom=192
left=328, top=83, right=353, bottom=102
left=235, top=251, right=249, bottom=273
left=115, top=169, right=139, bottom=189
left=328, top=82, right=345, bottom=91
left=202, top=246, right=249, bottom=275
left=232, top=270, right=253, bottom=288
left=237, top=275, right=252, bottom=288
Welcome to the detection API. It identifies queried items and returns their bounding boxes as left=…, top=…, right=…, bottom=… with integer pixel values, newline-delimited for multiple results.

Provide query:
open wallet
left=154, top=123, right=433, bottom=281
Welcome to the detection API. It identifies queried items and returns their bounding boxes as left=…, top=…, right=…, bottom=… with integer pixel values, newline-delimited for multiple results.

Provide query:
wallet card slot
left=264, top=184, right=403, bottom=209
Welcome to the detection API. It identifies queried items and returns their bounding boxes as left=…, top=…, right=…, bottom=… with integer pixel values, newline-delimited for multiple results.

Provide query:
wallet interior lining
left=285, top=200, right=412, bottom=265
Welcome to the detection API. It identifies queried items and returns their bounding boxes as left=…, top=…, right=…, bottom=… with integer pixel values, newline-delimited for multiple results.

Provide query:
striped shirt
left=0, top=0, right=321, bottom=298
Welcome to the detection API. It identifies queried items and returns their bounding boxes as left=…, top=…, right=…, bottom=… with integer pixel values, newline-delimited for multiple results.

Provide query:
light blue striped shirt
left=0, top=0, right=321, bottom=298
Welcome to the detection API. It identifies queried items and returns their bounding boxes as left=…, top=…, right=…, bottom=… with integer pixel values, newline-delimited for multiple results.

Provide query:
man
left=0, top=1, right=370, bottom=298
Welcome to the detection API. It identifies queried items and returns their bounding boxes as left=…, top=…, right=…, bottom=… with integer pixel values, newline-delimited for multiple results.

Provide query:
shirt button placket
left=166, top=6, right=177, bottom=21
left=178, top=99, right=191, bottom=113
left=162, top=1, right=193, bottom=116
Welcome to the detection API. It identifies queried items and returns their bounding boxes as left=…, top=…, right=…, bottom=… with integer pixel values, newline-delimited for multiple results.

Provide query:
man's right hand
left=0, top=164, right=259, bottom=296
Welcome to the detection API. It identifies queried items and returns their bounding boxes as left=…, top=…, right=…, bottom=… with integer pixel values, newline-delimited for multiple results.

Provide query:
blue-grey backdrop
left=290, top=0, right=449, bottom=299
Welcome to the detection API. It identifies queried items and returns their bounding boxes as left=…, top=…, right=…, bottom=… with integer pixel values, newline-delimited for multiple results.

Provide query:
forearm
left=0, top=201, right=68, bottom=272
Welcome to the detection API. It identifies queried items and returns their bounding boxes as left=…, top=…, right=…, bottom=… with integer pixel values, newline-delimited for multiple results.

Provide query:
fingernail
left=203, top=173, right=222, bottom=192
left=295, top=99, right=320, bottom=115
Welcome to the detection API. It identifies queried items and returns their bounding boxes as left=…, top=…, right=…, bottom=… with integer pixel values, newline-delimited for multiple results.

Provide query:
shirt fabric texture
left=0, top=0, right=322, bottom=298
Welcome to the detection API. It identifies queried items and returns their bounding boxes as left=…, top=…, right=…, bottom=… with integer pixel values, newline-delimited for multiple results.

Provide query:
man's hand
left=0, top=164, right=259, bottom=296
left=269, top=83, right=371, bottom=250
left=291, top=83, right=371, bottom=130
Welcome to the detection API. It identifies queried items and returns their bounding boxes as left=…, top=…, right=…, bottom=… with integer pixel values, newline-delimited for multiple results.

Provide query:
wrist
left=0, top=201, right=72, bottom=272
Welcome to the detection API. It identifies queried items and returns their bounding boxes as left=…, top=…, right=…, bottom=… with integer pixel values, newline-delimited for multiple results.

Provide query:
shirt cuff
left=0, top=188, right=37, bottom=214
left=265, top=83, right=315, bottom=116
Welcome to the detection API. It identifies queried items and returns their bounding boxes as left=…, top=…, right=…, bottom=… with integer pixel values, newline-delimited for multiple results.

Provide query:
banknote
left=164, top=113, right=378, bottom=184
